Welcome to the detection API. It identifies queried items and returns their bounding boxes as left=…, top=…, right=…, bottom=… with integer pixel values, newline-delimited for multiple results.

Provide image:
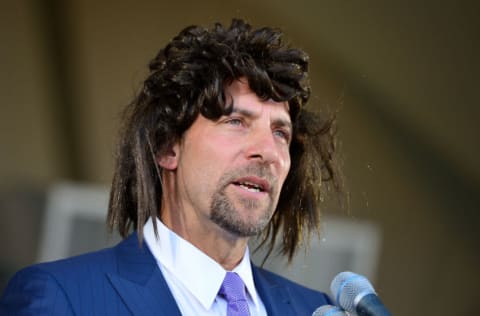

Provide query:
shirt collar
left=143, top=217, right=261, bottom=310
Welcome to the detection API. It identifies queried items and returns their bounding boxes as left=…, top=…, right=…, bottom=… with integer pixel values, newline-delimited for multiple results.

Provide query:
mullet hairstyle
left=108, top=19, right=341, bottom=262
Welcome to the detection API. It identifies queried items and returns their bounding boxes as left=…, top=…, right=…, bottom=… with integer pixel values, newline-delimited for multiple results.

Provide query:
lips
left=232, top=176, right=271, bottom=193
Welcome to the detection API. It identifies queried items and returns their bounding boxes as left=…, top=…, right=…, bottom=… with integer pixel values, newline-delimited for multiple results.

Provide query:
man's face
left=165, top=79, right=292, bottom=238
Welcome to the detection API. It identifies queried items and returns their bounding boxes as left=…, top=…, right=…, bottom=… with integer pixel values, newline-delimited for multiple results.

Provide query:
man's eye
left=274, top=129, right=291, bottom=142
left=226, top=118, right=242, bottom=125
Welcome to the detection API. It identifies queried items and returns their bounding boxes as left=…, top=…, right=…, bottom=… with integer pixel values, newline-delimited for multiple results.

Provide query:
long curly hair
left=107, top=19, right=341, bottom=262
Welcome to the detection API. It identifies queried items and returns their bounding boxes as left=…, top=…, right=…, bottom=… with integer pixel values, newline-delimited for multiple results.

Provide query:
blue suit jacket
left=0, top=233, right=331, bottom=315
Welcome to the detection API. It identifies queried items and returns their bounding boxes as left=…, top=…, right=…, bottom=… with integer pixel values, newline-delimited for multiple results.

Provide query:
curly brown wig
left=107, top=19, right=341, bottom=262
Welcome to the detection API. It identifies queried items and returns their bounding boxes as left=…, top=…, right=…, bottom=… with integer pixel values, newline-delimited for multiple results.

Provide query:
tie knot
left=219, top=272, right=248, bottom=302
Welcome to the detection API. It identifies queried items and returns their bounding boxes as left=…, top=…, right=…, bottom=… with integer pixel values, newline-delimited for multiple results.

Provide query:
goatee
left=209, top=164, right=278, bottom=237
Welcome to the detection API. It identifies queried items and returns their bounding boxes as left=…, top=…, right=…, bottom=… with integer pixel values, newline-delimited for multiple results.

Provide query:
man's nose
left=244, top=128, right=281, bottom=165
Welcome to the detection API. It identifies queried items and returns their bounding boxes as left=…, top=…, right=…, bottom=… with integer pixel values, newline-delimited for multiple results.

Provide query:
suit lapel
left=107, top=233, right=182, bottom=316
left=252, top=265, right=296, bottom=316
left=105, top=234, right=300, bottom=316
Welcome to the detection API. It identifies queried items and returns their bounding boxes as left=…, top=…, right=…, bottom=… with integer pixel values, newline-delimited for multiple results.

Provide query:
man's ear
left=156, top=143, right=179, bottom=170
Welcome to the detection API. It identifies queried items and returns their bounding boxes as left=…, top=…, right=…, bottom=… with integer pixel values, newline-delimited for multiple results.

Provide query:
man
left=0, top=19, right=340, bottom=315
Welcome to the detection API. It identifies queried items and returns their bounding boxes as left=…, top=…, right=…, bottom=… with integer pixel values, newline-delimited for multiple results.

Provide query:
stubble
left=209, top=164, right=278, bottom=237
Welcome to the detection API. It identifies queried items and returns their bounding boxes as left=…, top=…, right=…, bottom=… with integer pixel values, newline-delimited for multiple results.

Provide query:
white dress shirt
left=143, top=217, right=267, bottom=316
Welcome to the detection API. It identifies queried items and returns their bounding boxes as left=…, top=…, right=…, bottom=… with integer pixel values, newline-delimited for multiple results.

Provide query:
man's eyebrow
left=231, top=106, right=292, bottom=130
left=272, top=118, right=293, bottom=131
left=230, top=106, right=256, bottom=117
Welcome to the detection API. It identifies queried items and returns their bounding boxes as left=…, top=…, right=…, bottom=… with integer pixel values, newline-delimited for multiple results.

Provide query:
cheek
left=184, top=138, right=232, bottom=179
left=280, top=148, right=291, bottom=178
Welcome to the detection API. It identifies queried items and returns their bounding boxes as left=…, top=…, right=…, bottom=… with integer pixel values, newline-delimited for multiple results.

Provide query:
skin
left=157, top=79, right=292, bottom=270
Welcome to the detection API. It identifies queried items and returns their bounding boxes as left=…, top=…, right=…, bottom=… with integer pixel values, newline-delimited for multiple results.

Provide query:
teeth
left=239, top=184, right=260, bottom=192
left=238, top=182, right=262, bottom=192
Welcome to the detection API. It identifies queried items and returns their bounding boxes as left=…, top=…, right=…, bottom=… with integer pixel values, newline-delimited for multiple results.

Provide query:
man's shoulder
left=12, top=233, right=140, bottom=284
left=11, top=242, right=117, bottom=289
left=36, top=245, right=116, bottom=275
left=0, top=235, right=143, bottom=315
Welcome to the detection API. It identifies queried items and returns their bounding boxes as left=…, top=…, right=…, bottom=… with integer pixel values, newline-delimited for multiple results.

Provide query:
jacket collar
left=106, top=233, right=182, bottom=316
left=252, top=265, right=297, bottom=316
left=106, top=232, right=295, bottom=316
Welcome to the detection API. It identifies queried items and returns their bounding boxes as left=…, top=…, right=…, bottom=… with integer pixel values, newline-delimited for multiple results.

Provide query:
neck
left=159, top=170, right=250, bottom=270
left=161, top=211, right=249, bottom=270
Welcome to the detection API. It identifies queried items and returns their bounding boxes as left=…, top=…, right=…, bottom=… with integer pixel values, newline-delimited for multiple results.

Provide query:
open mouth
left=233, top=181, right=265, bottom=193
left=231, top=176, right=270, bottom=194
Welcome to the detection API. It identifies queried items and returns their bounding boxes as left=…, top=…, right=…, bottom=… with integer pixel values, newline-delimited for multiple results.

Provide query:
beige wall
left=1, top=0, right=64, bottom=184
left=1, top=1, right=479, bottom=315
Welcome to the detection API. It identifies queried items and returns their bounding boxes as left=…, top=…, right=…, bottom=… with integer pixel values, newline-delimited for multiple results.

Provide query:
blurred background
left=1, top=0, right=479, bottom=315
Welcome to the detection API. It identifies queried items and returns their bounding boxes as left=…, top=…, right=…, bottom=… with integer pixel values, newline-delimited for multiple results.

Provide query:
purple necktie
left=219, top=272, right=251, bottom=316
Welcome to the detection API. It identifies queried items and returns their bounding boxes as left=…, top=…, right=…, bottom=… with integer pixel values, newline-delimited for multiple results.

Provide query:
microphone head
left=312, top=304, right=348, bottom=316
left=330, top=271, right=375, bottom=313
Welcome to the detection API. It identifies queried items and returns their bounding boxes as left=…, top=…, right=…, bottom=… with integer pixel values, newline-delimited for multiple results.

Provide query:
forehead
left=225, top=79, right=291, bottom=119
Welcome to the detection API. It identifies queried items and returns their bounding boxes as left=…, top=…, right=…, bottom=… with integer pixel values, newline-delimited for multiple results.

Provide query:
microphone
left=312, top=304, right=348, bottom=316
left=330, top=271, right=392, bottom=316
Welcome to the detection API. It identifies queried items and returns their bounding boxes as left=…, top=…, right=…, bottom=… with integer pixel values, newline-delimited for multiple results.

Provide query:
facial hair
left=209, top=164, right=278, bottom=237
